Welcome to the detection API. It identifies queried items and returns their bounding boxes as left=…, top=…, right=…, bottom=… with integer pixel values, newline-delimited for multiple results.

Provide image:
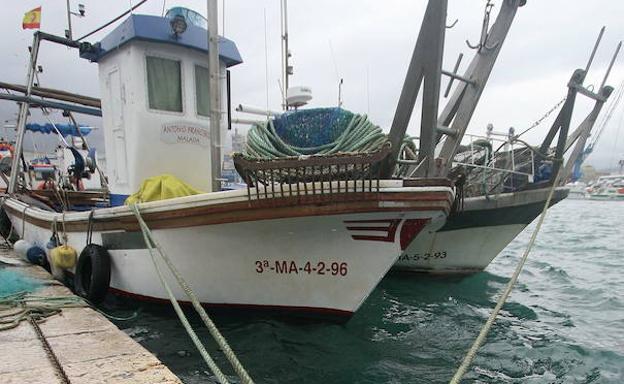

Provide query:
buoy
left=50, top=245, right=78, bottom=270
left=46, top=235, right=60, bottom=250
left=74, top=244, right=111, bottom=304
left=13, top=239, right=32, bottom=259
left=26, top=245, right=47, bottom=265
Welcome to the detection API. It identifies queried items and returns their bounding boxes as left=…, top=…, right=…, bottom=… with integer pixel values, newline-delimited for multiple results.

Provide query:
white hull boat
left=587, top=175, right=624, bottom=201
left=0, top=10, right=458, bottom=319
left=4, top=181, right=453, bottom=317
left=394, top=187, right=569, bottom=274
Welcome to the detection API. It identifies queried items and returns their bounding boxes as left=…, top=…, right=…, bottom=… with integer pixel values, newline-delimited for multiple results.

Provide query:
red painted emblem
left=343, top=219, right=401, bottom=243
left=344, top=218, right=430, bottom=249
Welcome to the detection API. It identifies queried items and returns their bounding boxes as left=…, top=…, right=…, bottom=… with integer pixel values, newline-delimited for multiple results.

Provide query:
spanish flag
left=22, top=6, right=42, bottom=30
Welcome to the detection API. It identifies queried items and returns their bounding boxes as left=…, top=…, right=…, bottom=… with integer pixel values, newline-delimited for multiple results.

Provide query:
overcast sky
left=1, top=0, right=624, bottom=171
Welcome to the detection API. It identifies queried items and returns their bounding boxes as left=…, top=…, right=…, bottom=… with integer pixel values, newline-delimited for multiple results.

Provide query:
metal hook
left=446, top=18, right=459, bottom=29
left=466, top=0, right=495, bottom=52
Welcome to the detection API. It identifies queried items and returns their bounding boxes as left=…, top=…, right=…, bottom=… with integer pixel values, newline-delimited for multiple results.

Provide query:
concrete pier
left=0, top=246, right=182, bottom=384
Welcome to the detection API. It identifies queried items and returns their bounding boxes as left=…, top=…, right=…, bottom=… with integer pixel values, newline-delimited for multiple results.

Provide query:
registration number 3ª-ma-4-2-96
left=255, top=260, right=348, bottom=276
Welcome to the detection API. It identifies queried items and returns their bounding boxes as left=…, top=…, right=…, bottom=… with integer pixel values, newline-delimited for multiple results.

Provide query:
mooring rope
left=0, top=292, right=86, bottom=383
left=0, top=292, right=87, bottom=331
left=129, top=204, right=254, bottom=384
left=449, top=169, right=562, bottom=383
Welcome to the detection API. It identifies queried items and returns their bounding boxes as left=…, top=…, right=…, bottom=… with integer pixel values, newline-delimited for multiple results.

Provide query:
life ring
left=74, top=244, right=111, bottom=304
left=0, top=207, right=18, bottom=243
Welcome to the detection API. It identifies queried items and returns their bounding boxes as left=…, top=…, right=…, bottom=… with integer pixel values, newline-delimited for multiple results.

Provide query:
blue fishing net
left=273, top=107, right=354, bottom=148
left=0, top=268, right=42, bottom=296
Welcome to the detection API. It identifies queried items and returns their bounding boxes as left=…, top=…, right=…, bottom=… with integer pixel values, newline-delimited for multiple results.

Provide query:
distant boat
left=587, top=175, right=624, bottom=200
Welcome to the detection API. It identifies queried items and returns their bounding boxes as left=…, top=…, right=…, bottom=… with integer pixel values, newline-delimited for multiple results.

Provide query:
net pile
left=244, top=108, right=417, bottom=159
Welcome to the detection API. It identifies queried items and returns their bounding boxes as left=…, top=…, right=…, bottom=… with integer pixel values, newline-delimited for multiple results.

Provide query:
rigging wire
left=75, top=0, right=149, bottom=41
left=607, top=99, right=624, bottom=171
left=515, top=97, right=567, bottom=140
left=589, top=80, right=624, bottom=148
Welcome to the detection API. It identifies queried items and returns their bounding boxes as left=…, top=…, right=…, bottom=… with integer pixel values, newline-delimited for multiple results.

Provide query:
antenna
left=366, top=66, right=370, bottom=115
left=329, top=40, right=343, bottom=107
left=65, top=0, right=86, bottom=40
left=338, top=78, right=344, bottom=108
left=264, top=8, right=270, bottom=118
left=280, top=0, right=292, bottom=110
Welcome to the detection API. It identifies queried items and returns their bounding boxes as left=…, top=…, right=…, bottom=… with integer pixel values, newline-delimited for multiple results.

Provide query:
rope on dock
left=0, top=291, right=86, bottom=331
left=130, top=204, right=254, bottom=384
left=449, top=170, right=562, bottom=384
left=0, top=292, right=87, bottom=383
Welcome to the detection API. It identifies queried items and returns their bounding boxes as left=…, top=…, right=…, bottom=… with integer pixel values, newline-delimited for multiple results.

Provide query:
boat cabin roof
left=79, top=14, right=243, bottom=67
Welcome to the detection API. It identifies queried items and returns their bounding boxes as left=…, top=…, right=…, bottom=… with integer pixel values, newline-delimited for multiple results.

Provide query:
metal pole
left=8, top=33, right=41, bottom=194
left=381, top=0, right=448, bottom=177
left=66, top=0, right=73, bottom=40
left=599, top=41, right=622, bottom=90
left=436, top=0, right=524, bottom=175
left=208, top=0, right=222, bottom=192
left=281, top=0, right=290, bottom=110
left=584, top=27, right=605, bottom=74
left=560, top=86, right=614, bottom=183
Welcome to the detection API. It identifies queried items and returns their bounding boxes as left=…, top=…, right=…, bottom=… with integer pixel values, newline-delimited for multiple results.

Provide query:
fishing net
left=0, top=268, right=42, bottom=296
left=244, top=107, right=389, bottom=159
left=273, top=107, right=354, bottom=148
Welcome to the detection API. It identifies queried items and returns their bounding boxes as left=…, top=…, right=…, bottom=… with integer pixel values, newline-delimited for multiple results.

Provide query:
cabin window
left=146, top=56, right=182, bottom=112
left=195, top=65, right=210, bottom=117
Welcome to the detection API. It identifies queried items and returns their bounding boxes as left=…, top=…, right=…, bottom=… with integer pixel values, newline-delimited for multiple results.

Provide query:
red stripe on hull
left=345, top=218, right=401, bottom=243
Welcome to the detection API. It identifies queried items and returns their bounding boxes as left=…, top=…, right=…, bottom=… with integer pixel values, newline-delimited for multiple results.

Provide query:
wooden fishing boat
left=0, top=10, right=454, bottom=318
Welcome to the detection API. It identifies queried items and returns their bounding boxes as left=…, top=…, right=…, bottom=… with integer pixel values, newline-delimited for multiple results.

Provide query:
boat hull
left=393, top=187, right=569, bottom=274
left=4, top=182, right=453, bottom=317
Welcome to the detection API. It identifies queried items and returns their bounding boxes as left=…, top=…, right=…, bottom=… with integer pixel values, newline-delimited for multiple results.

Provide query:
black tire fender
left=0, top=207, right=18, bottom=243
left=74, top=244, right=111, bottom=304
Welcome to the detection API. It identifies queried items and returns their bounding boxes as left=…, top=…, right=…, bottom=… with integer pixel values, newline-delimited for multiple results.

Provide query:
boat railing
left=232, top=143, right=392, bottom=205
left=451, top=133, right=537, bottom=197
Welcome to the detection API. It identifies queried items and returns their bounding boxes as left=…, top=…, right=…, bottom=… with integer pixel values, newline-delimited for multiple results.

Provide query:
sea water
left=111, top=199, right=624, bottom=383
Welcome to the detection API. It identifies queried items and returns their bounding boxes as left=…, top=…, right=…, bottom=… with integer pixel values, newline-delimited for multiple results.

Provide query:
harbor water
left=110, top=198, right=624, bottom=383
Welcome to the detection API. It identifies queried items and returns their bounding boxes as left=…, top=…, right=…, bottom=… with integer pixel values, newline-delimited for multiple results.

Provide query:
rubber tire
left=74, top=244, right=111, bottom=304
left=0, top=207, right=19, bottom=243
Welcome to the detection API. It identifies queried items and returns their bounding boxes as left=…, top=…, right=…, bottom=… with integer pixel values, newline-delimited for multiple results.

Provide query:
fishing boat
left=235, top=0, right=618, bottom=275
left=0, top=7, right=454, bottom=318
left=386, top=3, right=621, bottom=273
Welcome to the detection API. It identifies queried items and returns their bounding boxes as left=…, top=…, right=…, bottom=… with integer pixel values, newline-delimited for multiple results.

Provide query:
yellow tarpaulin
left=125, top=174, right=204, bottom=205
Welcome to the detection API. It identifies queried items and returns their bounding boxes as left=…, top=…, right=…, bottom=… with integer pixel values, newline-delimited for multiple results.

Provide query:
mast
left=208, top=0, right=222, bottom=192
left=8, top=33, right=41, bottom=194
left=280, top=0, right=291, bottom=110
left=561, top=40, right=622, bottom=183
left=66, top=0, right=73, bottom=40
left=381, top=0, right=448, bottom=177
left=435, top=0, right=525, bottom=176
